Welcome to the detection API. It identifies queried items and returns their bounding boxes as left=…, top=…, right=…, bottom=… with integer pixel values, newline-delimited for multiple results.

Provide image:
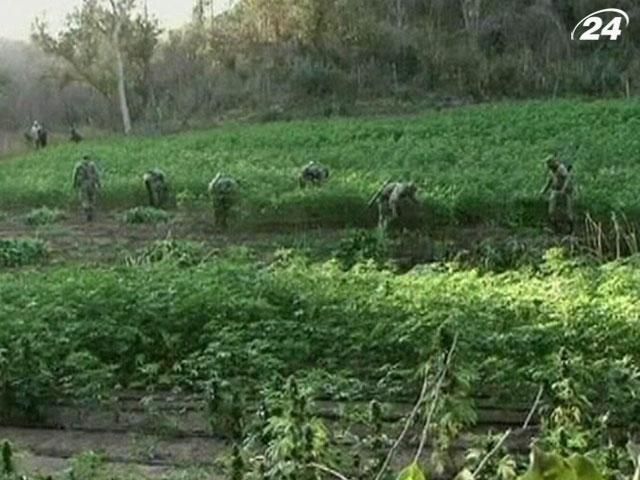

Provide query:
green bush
left=121, top=206, right=172, bottom=224
left=1, top=253, right=640, bottom=419
left=24, top=207, right=65, bottom=226
left=0, top=239, right=48, bottom=267
left=334, top=229, right=389, bottom=269
left=126, top=239, right=210, bottom=267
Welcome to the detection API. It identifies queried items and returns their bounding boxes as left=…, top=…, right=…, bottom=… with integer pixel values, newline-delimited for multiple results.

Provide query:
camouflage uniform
left=31, top=121, right=47, bottom=149
left=143, top=169, right=169, bottom=208
left=208, top=173, right=238, bottom=228
left=27, top=121, right=47, bottom=149
left=30, top=121, right=41, bottom=144
left=299, top=161, right=329, bottom=188
left=73, top=157, right=101, bottom=221
left=376, top=181, right=419, bottom=230
left=70, top=126, right=83, bottom=143
left=541, top=157, right=574, bottom=232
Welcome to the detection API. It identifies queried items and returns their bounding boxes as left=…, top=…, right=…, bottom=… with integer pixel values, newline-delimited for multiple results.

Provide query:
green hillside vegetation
left=1, top=100, right=639, bottom=227
left=2, top=100, right=640, bottom=479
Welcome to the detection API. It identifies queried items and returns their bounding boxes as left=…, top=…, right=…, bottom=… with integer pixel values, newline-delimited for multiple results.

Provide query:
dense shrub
left=121, top=207, right=172, bottom=224
left=0, top=239, right=48, bottom=267
left=1, top=254, right=640, bottom=416
left=24, top=207, right=65, bottom=226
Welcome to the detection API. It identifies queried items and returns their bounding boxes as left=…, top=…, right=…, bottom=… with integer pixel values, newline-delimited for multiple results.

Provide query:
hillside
left=2, top=101, right=640, bottom=480
left=1, top=99, right=639, bottom=229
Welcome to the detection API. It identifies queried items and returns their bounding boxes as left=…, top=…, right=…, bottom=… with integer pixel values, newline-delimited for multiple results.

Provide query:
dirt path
left=0, top=394, right=540, bottom=478
left=0, top=211, right=348, bottom=264
left=0, top=208, right=555, bottom=268
left=2, top=426, right=226, bottom=467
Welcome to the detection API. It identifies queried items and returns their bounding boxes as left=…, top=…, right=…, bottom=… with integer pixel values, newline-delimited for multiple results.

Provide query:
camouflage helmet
left=543, top=154, right=559, bottom=168
left=405, top=181, right=417, bottom=194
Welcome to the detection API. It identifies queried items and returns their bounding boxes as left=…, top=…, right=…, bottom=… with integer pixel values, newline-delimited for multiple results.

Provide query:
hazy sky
left=0, top=0, right=234, bottom=41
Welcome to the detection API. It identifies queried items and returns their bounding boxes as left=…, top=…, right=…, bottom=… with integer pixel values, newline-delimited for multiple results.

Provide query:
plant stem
left=374, top=363, right=432, bottom=480
left=309, top=462, right=351, bottom=480
left=471, top=385, right=544, bottom=479
left=413, top=332, right=460, bottom=464
left=472, top=429, right=512, bottom=478
left=522, top=385, right=544, bottom=430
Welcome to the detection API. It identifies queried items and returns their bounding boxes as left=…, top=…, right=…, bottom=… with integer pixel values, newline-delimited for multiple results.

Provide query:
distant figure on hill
left=30, top=121, right=41, bottom=142
left=540, top=155, right=574, bottom=233
left=72, top=155, right=101, bottom=222
left=370, top=180, right=419, bottom=231
left=26, top=121, right=48, bottom=149
left=143, top=169, right=170, bottom=208
left=70, top=126, right=83, bottom=143
left=208, top=173, right=238, bottom=228
left=299, top=161, right=329, bottom=188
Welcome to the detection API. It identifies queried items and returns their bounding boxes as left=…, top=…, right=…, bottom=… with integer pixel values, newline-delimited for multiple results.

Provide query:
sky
left=0, top=0, right=234, bottom=41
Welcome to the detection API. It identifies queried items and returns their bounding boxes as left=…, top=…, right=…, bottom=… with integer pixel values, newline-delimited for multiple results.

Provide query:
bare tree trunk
left=114, top=42, right=132, bottom=134
left=110, top=0, right=132, bottom=135
left=625, top=76, right=631, bottom=99
left=461, top=0, right=481, bottom=38
left=392, top=62, right=399, bottom=93
left=395, top=0, right=404, bottom=29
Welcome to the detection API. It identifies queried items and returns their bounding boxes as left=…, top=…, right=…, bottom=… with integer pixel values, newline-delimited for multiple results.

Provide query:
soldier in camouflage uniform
left=372, top=181, right=419, bottom=231
left=540, top=155, right=574, bottom=233
left=299, top=161, right=329, bottom=188
left=70, top=126, right=83, bottom=143
left=208, top=173, right=238, bottom=228
left=30, top=121, right=41, bottom=144
left=27, top=121, right=47, bottom=149
left=143, top=169, right=169, bottom=208
left=72, top=155, right=101, bottom=222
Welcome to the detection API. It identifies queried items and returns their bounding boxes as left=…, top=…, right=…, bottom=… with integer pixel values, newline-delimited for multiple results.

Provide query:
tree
left=109, top=0, right=132, bottom=134
left=32, top=0, right=161, bottom=134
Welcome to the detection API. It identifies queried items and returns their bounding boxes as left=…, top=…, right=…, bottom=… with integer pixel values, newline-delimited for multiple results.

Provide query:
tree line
left=1, top=0, right=639, bottom=136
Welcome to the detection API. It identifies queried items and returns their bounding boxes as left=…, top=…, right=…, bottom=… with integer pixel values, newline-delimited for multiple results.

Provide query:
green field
left=2, top=251, right=640, bottom=410
left=2, top=99, right=640, bottom=227
left=2, top=100, right=640, bottom=479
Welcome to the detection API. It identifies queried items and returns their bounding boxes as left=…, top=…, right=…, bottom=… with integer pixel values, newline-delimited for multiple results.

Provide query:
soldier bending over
left=540, top=155, right=574, bottom=233
left=143, top=169, right=169, bottom=208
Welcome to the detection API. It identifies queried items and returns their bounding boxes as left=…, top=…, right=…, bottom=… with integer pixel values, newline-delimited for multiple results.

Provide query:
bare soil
left=0, top=394, right=538, bottom=478
left=0, top=210, right=348, bottom=264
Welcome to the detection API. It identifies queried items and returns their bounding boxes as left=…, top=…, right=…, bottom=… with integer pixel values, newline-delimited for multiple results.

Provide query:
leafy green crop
left=23, top=207, right=65, bottom=226
left=125, top=239, right=210, bottom=266
left=121, top=206, right=172, bottom=224
left=1, top=100, right=640, bottom=227
left=1, top=253, right=640, bottom=420
left=0, top=239, right=48, bottom=267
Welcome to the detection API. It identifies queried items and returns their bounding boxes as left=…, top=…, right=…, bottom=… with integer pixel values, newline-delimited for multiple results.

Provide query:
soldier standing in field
left=27, top=121, right=48, bottom=149
left=72, top=155, right=101, bottom=222
left=370, top=180, right=419, bottom=231
left=540, top=155, right=574, bottom=233
left=299, top=161, right=329, bottom=188
left=208, top=173, right=238, bottom=228
left=143, top=169, right=170, bottom=208
left=29, top=121, right=41, bottom=144
left=70, top=126, right=83, bottom=143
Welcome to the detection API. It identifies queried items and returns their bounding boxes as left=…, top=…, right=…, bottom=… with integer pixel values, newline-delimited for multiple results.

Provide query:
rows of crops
left=3, top=100, right=640, bottom=479
left=1, top=100, right=640, bottom=226
left=1, top=249, right=639, bottom=421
